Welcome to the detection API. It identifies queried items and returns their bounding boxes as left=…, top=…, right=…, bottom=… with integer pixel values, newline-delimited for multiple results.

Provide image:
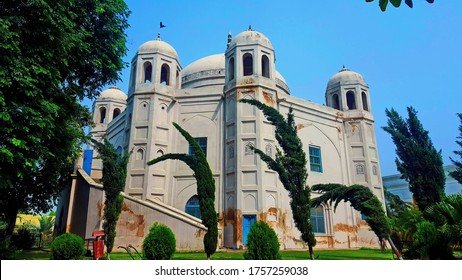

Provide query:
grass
left=13, top=248, right=394, bottom=260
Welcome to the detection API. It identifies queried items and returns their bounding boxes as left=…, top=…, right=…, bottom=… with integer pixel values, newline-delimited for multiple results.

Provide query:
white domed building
left=61, top=30, right=385, bottom=251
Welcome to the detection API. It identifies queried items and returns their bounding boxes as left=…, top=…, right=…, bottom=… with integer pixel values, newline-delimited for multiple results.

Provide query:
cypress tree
left=92, top=139, right=131, bottom=260
left=383, top=107, right=445, bottom=212
left=312, top=183, right=403, bottom=259
left=449, top=113, right=462, bottom=184
left=147, top=122, right=217, bottom=260
left=239, top=99, right=316, bottom=259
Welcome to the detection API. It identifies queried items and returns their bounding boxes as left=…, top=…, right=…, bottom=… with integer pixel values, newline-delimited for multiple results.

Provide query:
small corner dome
left=182, top=54, right=225, bottom=77
left=327, top=66, right=366, bottom=88
left=99, top=86, right=127, bottom=101
left=137, top=35, right=178, bottom=58
left=229, top=30, right=272, bottom=49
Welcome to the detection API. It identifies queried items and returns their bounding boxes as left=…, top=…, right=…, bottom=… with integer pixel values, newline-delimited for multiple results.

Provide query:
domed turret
left=92, top=86, right=127, bottom=127
left=325, top=66, right=370, bottom=112
left=225, top=28, right=275, bottom=85
left=132, top=33, right=181, bottom=90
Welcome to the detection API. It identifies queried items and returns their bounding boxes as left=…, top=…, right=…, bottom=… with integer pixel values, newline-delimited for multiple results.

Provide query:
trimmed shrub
left=143, top=223, right=176, bottom=260
left=11, top=226, right=37, bottom=250
left=51, top=233, right=85, bottom=260
left=244, top=221, right=281, bottom=260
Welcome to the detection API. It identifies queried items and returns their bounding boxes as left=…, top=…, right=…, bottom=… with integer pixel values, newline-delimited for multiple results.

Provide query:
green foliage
left=383, top=107, right=445, bottom=212
left=425, top=192, right=462, bottom=246
left=366, top=0, right=434, bottom=11
left=142, top=223, right=176, bottom=260
left=411, top=220, right=452, bottom=259
left=147, top=122, right=217, bottom=259
left=243, top=221, right=281, bottom=260
left=239, top=99, right=315, bottom=250
left=312, top=184, right=390, bottom=243
left=450, top=113, right=462, bottom=184
left=0, top=0, right=130, bottom=235
left=11, top=226, right=37, bottom=250
left=92, top=139, right=131, bottom=254
left=51, top=233, right=85, bottom=260
left=38, top=215, right=55, bottom=248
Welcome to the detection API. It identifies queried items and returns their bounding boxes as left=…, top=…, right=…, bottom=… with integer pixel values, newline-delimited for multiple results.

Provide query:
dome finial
left=227, top=32, right=232, bottom=49
left=157, top=33, right=161, bottom=40
left=248, top=25, right=252, bottom=31
left=340, top=65, right=349, bottom=72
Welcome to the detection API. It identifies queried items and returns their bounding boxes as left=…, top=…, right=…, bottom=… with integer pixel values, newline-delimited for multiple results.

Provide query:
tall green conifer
left=92, top=139, right=131, bottom=259
left=147, top=122, right=217, bottom=260
left=239, top=99, right=316, bottom=259
left=383, top=107, right=445, bottom=212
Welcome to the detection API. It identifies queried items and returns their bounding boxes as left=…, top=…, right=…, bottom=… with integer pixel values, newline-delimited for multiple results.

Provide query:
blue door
left=242, top=215, right=256, bottom=245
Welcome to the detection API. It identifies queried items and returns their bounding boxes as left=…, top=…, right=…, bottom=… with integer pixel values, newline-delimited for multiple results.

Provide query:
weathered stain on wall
left=262, top=92, right=275, bottom=106
left=120, top=202, right=145, bottom=237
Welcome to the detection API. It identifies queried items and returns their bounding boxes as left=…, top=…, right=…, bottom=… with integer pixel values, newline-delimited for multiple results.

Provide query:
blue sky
left=95, top=0, right=462, bottom=176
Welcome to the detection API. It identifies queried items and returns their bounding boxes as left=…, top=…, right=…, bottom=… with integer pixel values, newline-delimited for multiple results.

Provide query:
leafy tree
left=92, top=139, right=131, bottom=260
left=366, top=0, right=434, bottom=11
left=239, top=99, right=316, bottom=259
left=383, top=107, right=445, bottom=212
left=450, top=113, right=462, bottom=184
left=0, top=0, right=130, bottom=235
left=147, top=122, right=217, bottom=260
left=312, top=183, right=403, bottom=260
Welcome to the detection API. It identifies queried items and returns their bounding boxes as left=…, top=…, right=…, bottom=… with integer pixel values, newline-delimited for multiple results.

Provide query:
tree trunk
left=309, top=245, right=315, bottom=260
left=4, top=205, right=19, bottom=236
left=388, top=237, right=403, bottom=260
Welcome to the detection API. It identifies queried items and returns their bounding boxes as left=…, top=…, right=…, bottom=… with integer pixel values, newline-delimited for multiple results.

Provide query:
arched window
left=113, top=108, right=121, bottom=119
left=99, top=107, right=106, bottom=123
left=265, top=144, right=273, bottom=157
left=332, top=94, right=340, bottom=110
left=310, top=206, right=326, bottom=233
left=356, top=164, right=365, bottom=175
left=346, top=91, right=356, bottom=110
left=144, top=62, right=152, bottom=83
left=261, top=55, right=270, bottom=78
left=362, top=92, right=369, bottom=111
left=228, top=57, right=235, bottom=81
left=160, top=63, right=170, bottom=85
left=176, top=70, right=179, bottom=87
left=185, top=195, right=201, bottom=219
left=372, top=165, right=378, bottom=176
left=245, top=143, right=254, bottom=155
left=243, top=53, right=253, bottom=76
left=136, top=148, right=144, bottom=160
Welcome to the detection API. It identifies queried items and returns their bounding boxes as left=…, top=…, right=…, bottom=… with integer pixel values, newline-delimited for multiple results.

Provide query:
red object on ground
left=92, top=230, right=105, bottom=260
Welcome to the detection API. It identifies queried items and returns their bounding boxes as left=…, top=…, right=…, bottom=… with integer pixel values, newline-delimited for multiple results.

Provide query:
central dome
left=137, top=35, right=178, bottom=58
left=229, top=30, right=273, bottom=49
left=182, top=54, right=225, bottom=77
left=181, top=54, right=225, bottom=89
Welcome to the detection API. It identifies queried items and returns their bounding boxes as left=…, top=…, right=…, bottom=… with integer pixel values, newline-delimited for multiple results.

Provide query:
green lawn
left=13, top=248, right=394, bottom=260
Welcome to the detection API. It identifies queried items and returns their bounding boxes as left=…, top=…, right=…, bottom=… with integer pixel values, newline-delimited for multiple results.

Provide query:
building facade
left=59, top=29, right=386, bottom=251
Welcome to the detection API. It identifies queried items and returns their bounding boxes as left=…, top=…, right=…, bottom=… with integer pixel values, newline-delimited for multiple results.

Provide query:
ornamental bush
left=11, top=226, right=37, bottom=250
left=143, top=223, right=176, bottom=260
left=51, top=233, right=85, bottom=260
left=244, top=221, right=281, bottom=260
